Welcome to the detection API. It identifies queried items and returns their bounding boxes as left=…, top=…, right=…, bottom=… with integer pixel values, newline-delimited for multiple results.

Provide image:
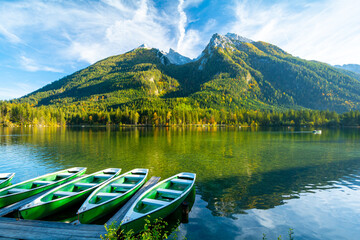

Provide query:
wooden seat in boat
left=157, top=188, right=182, bottom=196
left=111, top=183, right=136, bottom=189
left=103, top=170, right=118, bottom=174
left=74, top=183, right=97, bottom=188
left=178, top=173, right=195, bottom=180
left=142, top=198, right=168, bottom=206
left=97, top=192, right=119, bottom=198
left=171, top=179, right=192, bottom=185
left=125, top=175, right=144, bottom=180
left=94, top=174, right=112, bottom=180
left=53, top=191, right=78, bottom=197
left=8, top=188, right=28, bottom=194
left=33, top=180, right=55, bottom=186
left=57, top=173, right=72, bottom=178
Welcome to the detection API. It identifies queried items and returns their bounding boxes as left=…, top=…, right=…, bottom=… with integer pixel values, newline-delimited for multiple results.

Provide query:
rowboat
left=0, top=167, right=86, bottom=208
left=120, top=172, right=196, bottom=233
left=77, top=168, right=149, bottom=224
left=0, top=173, right=15, bottom=189
left=20, top=168, right=121, bottom=220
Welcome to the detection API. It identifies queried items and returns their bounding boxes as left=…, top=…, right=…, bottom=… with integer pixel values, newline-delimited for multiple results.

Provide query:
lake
left=1, top=126, right=360, bottom=239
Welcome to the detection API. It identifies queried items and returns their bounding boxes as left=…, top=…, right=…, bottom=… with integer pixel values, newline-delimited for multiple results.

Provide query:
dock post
left=181, top=201, right=189, bottom=223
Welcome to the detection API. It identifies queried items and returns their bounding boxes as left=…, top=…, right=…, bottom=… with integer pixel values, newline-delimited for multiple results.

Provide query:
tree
left=134, top=112, right=140, bottom=125
left=166, top=111, right=172, bottom=125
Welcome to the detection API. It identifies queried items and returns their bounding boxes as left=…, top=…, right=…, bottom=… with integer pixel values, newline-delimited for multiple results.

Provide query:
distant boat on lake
left=313, top=130, right=322, bottom=134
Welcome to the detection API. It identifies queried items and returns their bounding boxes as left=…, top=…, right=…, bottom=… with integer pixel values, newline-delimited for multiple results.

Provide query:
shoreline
left=1, top=123, right=360, bottom=128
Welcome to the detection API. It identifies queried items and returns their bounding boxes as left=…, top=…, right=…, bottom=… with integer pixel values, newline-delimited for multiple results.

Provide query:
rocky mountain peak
left=225, top=33, right=253, bottom=43
left=137, top=43, right=151, bottom=49
left=208, top=33, right=254, bottom=49
left=164, top=48, right=192, bottom=65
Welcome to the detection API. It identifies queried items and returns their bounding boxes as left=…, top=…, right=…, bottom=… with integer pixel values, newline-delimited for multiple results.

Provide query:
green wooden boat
left=77, top=168, right=149, bottom=224
left=0, top=167, right=86, bottom=208
left=20, top=168, right=121, bottom=220
left=0, top=173, right=15, bottom=189
left=120, top=172, right=196, bottom=233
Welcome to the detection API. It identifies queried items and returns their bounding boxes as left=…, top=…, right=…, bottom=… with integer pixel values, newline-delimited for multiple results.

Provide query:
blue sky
left=1, top=0, right=360, bottom=100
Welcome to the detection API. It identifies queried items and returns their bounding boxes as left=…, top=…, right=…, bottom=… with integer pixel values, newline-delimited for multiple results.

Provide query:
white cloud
left=229, top=0, right=360, bottom=65
left=62, top=0, right=183, bottom=63
left=183, top=0, right=204, bottom=8
left=20, top=56, right=62, bottom=72
left=1, top=0, right=359, bottom=71
left=0, top=0, right=179, bottom=65
left=0, top=0, right=208, bottom=66
left=176, top=29, right=202, bottom=58
left=176, top=0, right=187, bottom=51
left=0, top=25, right=21, bottom=43
left=175, top=0, right=210, bottom=58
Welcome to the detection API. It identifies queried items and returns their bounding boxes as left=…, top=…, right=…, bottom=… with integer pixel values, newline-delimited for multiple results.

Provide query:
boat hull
left=0, top=185, right=52, bottom=208
left=20, top=190, right=90, bottom=220
left=78, top=169, right=148, bottom=224
left=121, top=187, right=192, bottom=234
left=0, top=173, right=15, bottom=189
left=19, top=168, right=121, bottom=220
left=79, top=185, right=141, bottom=224
left=119, top=172, right=196, bottom=234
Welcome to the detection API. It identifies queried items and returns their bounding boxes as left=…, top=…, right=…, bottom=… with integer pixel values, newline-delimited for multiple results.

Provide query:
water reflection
left=1, top=127, right=360, bottom=239
left=197, top=158, right=360, bottom=218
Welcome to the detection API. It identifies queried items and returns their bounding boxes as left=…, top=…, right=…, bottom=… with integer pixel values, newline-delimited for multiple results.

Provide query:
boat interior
left=0, top=173, right=13, bottom=183
left=135, top=173, right=195, bottom=213
left=0, top=168, right=85, bottom=197
left=90, top=169, right=148, bottom=204
left=47, top=169, right=119, bottom=201
left=0, top=173, right=13, bottom=180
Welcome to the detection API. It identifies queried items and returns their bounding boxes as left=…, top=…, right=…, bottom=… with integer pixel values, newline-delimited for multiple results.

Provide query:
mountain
left=335, top=64, right=360, bottom=74
left=163, top=48, right=193, bottom=65
left=19, top=33, right=360, bottom=112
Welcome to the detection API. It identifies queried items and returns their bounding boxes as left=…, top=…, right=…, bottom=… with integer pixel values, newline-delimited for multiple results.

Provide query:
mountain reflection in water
left=1, top=126, right=359, bottom=240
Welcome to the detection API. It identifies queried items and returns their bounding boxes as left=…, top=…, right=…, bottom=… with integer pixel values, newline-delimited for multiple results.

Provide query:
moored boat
left=0, top=173, right=15, bottom=189
left=0, top=167, right=86, bottom=208
left=77, top=168, right=149, bottom=224
left=120, top=172, right=196, bottom=234
left=19, top=168, right=121, bottom=220
left=313, top=130, right=322, bottom=134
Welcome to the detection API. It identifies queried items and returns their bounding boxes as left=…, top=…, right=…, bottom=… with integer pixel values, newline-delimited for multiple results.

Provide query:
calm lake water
left=1, top=126, right=360, bottom=239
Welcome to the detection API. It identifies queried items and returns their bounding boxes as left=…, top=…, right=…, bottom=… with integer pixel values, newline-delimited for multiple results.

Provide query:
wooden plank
left=0, top=228, right=100, bottom=240
left=0, top=221, right=104, bottom=239
left=106, top=176, right=161, bottom=227
left=0, top=217, right=106, bottom=232
left=0, top=220, right=103, bottom=235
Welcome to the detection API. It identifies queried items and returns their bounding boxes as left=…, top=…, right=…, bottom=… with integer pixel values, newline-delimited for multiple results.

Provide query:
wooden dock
left=0, top=176, right=160, bottom=240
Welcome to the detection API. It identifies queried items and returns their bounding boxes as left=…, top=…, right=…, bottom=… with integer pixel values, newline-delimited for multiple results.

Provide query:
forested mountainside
left=18, top=33, right=360, bottom=113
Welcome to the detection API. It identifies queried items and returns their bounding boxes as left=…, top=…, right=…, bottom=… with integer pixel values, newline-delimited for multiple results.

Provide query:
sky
left=0, top=0, right=360, bottom=100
